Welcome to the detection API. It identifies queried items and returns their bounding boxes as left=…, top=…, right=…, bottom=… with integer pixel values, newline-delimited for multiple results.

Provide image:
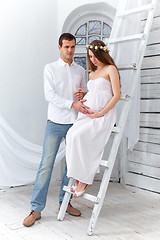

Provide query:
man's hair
left=59, top=33, right=76, bottom=47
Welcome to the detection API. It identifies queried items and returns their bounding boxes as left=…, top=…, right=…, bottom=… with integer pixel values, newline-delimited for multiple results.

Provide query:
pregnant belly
left=84, top=92, right=111, bottom=111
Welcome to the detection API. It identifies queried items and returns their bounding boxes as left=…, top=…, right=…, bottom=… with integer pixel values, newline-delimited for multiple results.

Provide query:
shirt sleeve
left=44, top=65, right=73, bottom=109
left=80, top=68, right=87, bottom=92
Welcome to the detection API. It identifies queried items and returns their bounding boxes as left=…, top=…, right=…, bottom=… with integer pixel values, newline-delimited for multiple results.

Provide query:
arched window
left=74, top=20, right=111, bottom=71
left=62, top=2, right=115, bottom=78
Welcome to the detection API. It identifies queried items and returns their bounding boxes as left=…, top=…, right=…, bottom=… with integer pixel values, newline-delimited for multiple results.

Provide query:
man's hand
left=71, top=99, right=90, bottom=114
left=74, top=88, right=86, bottom=100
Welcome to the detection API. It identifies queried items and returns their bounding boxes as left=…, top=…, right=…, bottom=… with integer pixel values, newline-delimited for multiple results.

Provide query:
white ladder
left=57, top=0, right=157, bottom=235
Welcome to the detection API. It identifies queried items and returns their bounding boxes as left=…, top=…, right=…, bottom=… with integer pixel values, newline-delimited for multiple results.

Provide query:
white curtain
left=0, top=115, right=65, bottom=187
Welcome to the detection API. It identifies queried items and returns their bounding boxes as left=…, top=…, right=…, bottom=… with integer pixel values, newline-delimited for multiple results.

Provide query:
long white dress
left=66, top=77, right=116, bottom=184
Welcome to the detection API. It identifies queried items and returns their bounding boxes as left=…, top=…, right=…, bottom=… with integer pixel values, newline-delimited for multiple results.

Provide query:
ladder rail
left=108, top=0, right=128, bottom=58
left=57, top=178, right=74, bottom=221
left=128, top=0, right=157, bottom=99
left=87, top=97, right=132, bottom=234
left=98, top=100, right=132, bottom=198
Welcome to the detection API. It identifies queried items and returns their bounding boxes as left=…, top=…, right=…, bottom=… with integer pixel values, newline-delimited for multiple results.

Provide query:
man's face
left=59, top=39, right=76, bottom=63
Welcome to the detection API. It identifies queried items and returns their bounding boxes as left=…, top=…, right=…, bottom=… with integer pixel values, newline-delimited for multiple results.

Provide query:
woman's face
left=88, top=49, right=101, bottom=67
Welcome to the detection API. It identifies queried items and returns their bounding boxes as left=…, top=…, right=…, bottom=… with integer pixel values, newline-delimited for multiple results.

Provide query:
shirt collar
left=58, top=58, right=76, bottom=67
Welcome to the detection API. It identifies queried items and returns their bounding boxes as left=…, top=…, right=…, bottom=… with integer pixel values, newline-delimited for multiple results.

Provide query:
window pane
left=103, top=23, right=111, bottom=37
left=74, top=57, right=86, bottom=70
left=76, top=37, right=86, bottom=45
left=102, top=37, right=109, bottom=44
left=88, top=35, right=100, bottom=44
left=75, top=24, right=87, bottom=36
left=89, top=21, right=101, bottom=35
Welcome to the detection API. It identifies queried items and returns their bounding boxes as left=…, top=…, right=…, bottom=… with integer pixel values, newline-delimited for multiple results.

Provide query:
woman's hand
left=86, top=110, right=103, bottom=119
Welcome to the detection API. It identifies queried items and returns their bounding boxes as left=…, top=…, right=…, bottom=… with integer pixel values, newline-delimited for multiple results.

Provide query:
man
left=23, top=33, right=89, bottom=227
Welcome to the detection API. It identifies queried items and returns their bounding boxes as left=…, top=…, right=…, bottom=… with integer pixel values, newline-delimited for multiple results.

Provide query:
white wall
left=0, top=0, right=59, bottom=145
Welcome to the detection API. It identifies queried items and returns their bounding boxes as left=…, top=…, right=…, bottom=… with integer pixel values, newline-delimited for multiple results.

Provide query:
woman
left=66, top=40, right=121, bottom=198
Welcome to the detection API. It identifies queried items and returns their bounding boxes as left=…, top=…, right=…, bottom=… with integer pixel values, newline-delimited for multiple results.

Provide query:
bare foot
left=73, top=182, right=90, bottom=198
left=70, top=180, right=79, bottom=192
left=75, top=182, right=87, bottom=193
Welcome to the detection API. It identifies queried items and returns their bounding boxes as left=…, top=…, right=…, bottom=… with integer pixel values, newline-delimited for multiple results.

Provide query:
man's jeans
left=30, top=120, right=72, bottom=213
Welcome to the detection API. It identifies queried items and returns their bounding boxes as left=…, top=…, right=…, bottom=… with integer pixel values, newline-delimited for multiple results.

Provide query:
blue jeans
left=30, top=120, right=72, bottom=213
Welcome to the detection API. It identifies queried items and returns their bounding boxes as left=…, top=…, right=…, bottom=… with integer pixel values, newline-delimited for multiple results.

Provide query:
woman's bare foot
left=70, top=180, right=79, bottom=192
left=76, top=182, right=87, bottom=192
left=73, top=182, right=91, bottom=198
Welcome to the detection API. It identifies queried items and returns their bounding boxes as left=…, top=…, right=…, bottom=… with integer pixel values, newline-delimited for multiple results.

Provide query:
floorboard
left=0, top=181, right=160, bottom=240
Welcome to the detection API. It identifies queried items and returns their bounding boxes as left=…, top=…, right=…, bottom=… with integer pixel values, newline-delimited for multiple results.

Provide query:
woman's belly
left=83, top=91, right=112, bottom=111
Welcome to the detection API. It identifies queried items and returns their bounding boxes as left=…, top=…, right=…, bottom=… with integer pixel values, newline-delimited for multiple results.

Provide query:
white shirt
left=44, top=58, right=87, bottom=124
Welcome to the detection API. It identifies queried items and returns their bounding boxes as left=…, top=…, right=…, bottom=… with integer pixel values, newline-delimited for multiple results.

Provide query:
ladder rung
left=117, top=4, right=153, bottom=18
left=100, top=160, right=108, bottom=167
left=118, top=63, right=137, bottom=70
left=109, top=34, right=144, bottom=44
left=63, top=186, right=99, bottom=203
left=63, top=185, right=72, bottom=194
left=82, top=193, right=100, bottom=203
left=112, top=127, right=120, bottom=133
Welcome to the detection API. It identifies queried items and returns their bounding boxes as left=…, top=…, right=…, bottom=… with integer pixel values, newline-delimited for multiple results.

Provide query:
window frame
left=62, top=2, right=115, bottom=80
left=74, top=18, right=112, bottom=79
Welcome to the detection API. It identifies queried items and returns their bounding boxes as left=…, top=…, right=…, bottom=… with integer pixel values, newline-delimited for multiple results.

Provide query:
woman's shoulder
left=105, top=64, right=117, bottom=71
left=104, top=65, right=118, bottom=76
left=89, top=71, right=94, bottom=80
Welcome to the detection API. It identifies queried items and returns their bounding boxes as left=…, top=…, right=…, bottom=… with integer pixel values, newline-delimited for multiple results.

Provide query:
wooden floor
left=0, top=181, right=160, bottom=240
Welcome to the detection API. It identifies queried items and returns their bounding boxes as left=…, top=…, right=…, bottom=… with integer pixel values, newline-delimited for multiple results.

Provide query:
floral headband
left=86, top=44, right=109, bottom=53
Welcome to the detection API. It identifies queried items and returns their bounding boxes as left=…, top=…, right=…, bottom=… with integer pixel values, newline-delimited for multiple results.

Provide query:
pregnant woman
left=66, top=40, right=121, bottom=198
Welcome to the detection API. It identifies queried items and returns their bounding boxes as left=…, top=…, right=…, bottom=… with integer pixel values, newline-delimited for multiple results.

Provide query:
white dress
left=66, top=78, right=116, bottom=184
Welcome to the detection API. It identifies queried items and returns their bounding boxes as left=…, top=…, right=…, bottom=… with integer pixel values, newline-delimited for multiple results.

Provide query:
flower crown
left=86, top=44, right=109, bottom=53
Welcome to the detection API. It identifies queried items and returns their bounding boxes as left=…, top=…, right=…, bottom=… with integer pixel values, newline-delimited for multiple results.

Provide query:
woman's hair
left=87, top=40, right=120, bottom=82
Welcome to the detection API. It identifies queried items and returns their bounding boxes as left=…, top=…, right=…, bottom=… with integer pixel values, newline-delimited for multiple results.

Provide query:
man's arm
left=44, top=65, right=90, bottom=114
left=44, top=65, right=73, bottom=109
